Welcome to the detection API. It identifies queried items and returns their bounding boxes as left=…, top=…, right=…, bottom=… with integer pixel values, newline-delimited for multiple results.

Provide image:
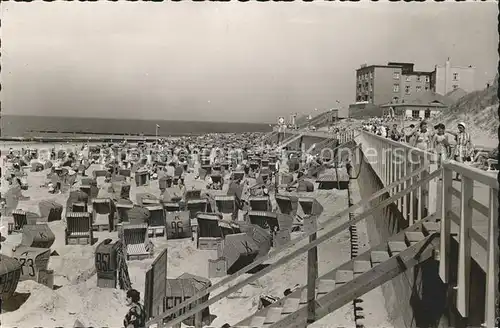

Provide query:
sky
left=1, top=1, right=498, bottom=123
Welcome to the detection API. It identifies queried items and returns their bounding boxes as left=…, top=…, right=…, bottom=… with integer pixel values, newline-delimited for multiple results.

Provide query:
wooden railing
left=355, top=131, right=438, bottom=224
left=358, top=130, right=499, bottom=328
left=146, top=141, right=438, bottom=327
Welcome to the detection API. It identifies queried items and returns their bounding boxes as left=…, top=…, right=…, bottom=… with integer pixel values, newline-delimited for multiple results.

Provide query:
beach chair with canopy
left=237, top=222, right=272, bottom=257
left=184, top=189, right=202, bottom=202
left=66, top=190, right=89, bottom=210
left=38, top=200, right=63, bottom=222
left=163, top=201, right=181, bottom=213
left=195, top=212, right=223, bottom=250
left=65, top=212, right=93, bottom=245
left=186, top=199, right=208, bottom=219
left=214, top=195, right=237, bottom=221
left=275, top=194, right=299, bottom=217
left=121, top=223, right=153, bottom=261
left=165, top=210, right=191, bottom=239
left=110, top=181, right=131, bottom=200
left=119, top=168, right=131, bottom=178
left=248, top=196, right=272, bottom=211
left=136, top=193, right=159, bottom=206
left=115, top=200, right=134, bottom=225
left=0, top=255, right=22, bottom=302
left=21, top=224, right=55, bottom=248
left=165, top=274, right=212, bottom=326
left=246, top=211, right=279, bottom=232
left=134, top=170, right=150, bottom=187
left=298, top=197, right=324, bottom=217
left=158, top=176, right=172, bottom=191
left=92, top=198, right=115, bottom=231
left=80, top=178, right=99, bottom=200
left=210, top=172, right=223, bottom=190
left=126, top=205, right=151, bottom=225
left=145, top=204, right=166, bottom=238
left=222, top=233, right=260, bottom=275
left=11, top=209, right=39, bottom=232
left=231, top=170, right=245, bottom=181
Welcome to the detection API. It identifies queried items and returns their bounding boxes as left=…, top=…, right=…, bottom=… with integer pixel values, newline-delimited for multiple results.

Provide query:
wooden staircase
left=231, top=216, right=440, bottom=328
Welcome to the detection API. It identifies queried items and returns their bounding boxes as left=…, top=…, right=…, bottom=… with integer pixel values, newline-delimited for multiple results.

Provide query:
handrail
left=358, top=130, right=436, bottom=162
left=443, top=161, right=498, bottom=189
left=146, top=164, right=435, bottom=327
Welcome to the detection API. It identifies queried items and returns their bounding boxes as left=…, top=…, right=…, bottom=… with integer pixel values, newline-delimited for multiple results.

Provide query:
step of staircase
left=232, top=214, right=439, bottom=328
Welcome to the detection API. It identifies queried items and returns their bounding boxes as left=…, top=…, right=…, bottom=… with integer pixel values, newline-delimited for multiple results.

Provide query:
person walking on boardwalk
left=412, top=121, right=433, bottom=151
left=124, top=289, right=146, bottom=328
left=431, top=123, right=450, bottom=168
left=447, top=122, right=474, bottom=180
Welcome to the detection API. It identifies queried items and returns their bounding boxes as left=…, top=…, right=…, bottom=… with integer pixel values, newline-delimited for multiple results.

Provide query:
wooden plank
left=456, top=176, right=473, bottom=317
left=269, top=234, right=439, bottom=328
left=440, top=167, right=453, bottom=284
left=335, top=270, right=353, bottom=285
left=484, top=188, right=499, bottom=328
left=316, top=279, right=336, bottom=296
left=404, top=231, right=425, bottom=245
left=307, top=215, right=318, bottom=323
left=147, top=167, right=439, bottom=327
left=353, top=261, right=372, bottom=275
left=422, top=222, right=440, bottom=235
left=370, top=251, right=390, bottom=265
left=388, top=241, right=407, bottom=256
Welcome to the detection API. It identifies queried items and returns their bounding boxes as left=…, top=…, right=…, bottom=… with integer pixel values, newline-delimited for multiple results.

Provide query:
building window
left=393, top=84, right=399, bottom=92
left=405, top=85, right=411, bottom=94
left=452, top=84, right=459, bottom=89
left=369, top=84, right=372, bottom=92
left=416, top=86, right=422, bottom=92
left=412, top=110, right=420, bottom=118
left=406, top=76, right=411, bottom=82
left=417, top=76, right=421, bottom=82
left=393, top=72, right=400, bottom=80
left=425, top=76, right=430, bottom=82
left=393, top=96, right=399, bottom=103
left=357, top=96, right=361, bottom=102
left=369, top=72, right=373, bottom=79
left=425, top=86, right=429, bottom=91
left=424, top=109, right=431, bottom=118
left=453, top=73, right=459, bottom=81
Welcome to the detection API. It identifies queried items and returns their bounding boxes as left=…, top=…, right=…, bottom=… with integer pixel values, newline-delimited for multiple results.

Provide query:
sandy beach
left=0, top=139, right=394, bottom=328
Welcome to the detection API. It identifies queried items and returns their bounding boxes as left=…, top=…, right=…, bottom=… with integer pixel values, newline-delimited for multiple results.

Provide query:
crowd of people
left=361, top=119, right=481, bottom=179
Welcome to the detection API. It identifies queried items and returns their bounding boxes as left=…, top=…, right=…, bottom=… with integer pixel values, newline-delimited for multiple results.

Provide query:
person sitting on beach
left=123, top=289, right=146, bottom=328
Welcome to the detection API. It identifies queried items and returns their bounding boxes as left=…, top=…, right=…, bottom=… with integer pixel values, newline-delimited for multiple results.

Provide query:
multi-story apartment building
left=355, top=62, right=433, bottom=106
left=432, top=58, right=476, bottom=95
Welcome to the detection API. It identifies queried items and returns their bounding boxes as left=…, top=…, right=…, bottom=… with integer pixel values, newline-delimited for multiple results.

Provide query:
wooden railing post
left=427, top=162, right=438, bottom=215
left=456, top=176, right=473, bottom=317
left=304, top=215, right=318, bottom=323
left=484, top=187, right=499, bottom=327
left=439, top=166, right=453, bottom=283
left=194, top=301, right=203, bottom=328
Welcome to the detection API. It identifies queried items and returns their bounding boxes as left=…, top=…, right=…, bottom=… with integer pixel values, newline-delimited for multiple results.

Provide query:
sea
left=1, top=115, right=272, bottom=137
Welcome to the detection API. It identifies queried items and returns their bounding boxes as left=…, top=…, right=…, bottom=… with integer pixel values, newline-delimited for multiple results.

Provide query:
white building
left=432, top=58, right=476, bottom=95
